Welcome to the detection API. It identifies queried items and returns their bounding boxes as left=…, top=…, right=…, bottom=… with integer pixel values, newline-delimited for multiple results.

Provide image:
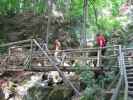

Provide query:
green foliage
left=111, top=0, right=124, bottom=16
left=97, top=17, right=121, bottom=32
left=80, top=85, right=104, bottom=100
left=86, top=0, right=124, bottom=37
left=0, top=0, right=125, bottom=34
left=0, top=32, right=7, bottom=53
left=0, top=0, right=47, bottom=15
left=24, top=85, right=72, bottom=100
left=70, top=0, right=83, bottom=18
left=73, top=63, right=116, bottom=100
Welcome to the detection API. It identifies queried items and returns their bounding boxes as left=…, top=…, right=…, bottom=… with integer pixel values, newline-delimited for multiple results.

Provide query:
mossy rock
left=47, top=86, right=73, bottom=100
left=24, top=86, right=53, bottom=100
left=24, top=85, right=73, bottom=100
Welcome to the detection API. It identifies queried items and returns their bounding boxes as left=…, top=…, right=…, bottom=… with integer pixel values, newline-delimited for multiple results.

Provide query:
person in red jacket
left=96, top=33, right=106, bottom=48
left=96, top=33, right=107, bottom=55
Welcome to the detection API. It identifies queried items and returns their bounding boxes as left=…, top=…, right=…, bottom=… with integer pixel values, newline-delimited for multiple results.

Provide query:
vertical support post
left=129, top=0, right=132, bottom=6
left=81, top=0, right=88, bottom=48
left=29, top=39, right=33, bottom=69
left=118, top=45, right=123, bottom=76
left=97, top=48, right=101, bottom=67
left=46, top=0, right=53, bottom=45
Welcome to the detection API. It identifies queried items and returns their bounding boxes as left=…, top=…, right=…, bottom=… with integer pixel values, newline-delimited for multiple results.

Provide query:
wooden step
left=128, top=77, right=133, bottom=81
left=126, top=65, right=133, bottom=67
left=128, top=82, right=133, bottom=86
left=125, top=61, right=130, bottom=63
left=129, top=86, right=133, bottom=91
left=127, top=73, right=133, bottom=77
left=125, top=63, right=130, bottom=65
left=128, top=90, right=133, bottom=94
left=128, top=81, right=133, bottom=84
left=128, top=91, right=133, bottom=97
left=128, top=81, right=133, bottom=87
left=127, top=69, right=133, bottom=73
left=126, top=66, right=133, bottom=69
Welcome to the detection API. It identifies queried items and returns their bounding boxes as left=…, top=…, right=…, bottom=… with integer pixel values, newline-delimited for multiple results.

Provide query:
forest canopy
left=0, top=0, right=128, bottom=44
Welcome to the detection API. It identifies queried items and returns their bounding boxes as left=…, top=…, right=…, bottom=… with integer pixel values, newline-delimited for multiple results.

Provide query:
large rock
left=47, top=86, right=73, bottom=100
left=24, top=85, right=73, bottom=100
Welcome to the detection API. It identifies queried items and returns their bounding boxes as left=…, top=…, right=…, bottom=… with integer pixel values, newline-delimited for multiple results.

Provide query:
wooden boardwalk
left=0, top=39, right=128, bottom=96
left=0, top=39, right=132, bottom=97
left=0, top=39, right=119, bottom=72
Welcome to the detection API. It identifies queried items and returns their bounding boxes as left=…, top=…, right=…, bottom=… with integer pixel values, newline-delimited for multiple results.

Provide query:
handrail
left=0, top=39, right=32, bottom=47
left=0, top=39, right=119, bottom=50
left=118, top=45, right=128, bottom=100
left=122, top=51, right=128, bottom=100
left=111, top=73, right=122, bottom=100
left=0, top=38, right=42, bottom=47
left=110, top=45, right=122, bottom=100
left=111, top=45, right=128, bottom=100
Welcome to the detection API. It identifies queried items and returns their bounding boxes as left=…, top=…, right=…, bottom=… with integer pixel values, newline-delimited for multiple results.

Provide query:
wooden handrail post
left=29, top=39, right=33, bottom=69
left=97, top=48, right=101, bottom=67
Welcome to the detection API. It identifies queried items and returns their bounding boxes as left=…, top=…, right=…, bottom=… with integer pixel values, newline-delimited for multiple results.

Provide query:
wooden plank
left=2, top=65, right=118, bottom=72
left=0, top=39, right=32, bottom=47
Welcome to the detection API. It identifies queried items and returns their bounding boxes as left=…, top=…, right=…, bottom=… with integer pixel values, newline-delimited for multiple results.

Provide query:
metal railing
left=111, top=45, right=129, bottom=100
left=118, top=45, right=128, bottom=100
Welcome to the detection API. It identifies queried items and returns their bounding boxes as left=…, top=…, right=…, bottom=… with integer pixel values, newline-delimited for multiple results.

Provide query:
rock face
left=0, top=12, right=65, bottom=42
left=0, top=12, right=79, bottom=48
left=4, top=12, right=58, bottom=42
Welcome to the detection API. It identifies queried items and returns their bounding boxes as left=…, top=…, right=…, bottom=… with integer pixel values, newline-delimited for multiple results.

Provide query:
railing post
left=97, top=48, right=101, bottom=67
left=118, top=45, right=123, bottom=76
left=122, top=51, right=128, bottom=100
left=29, top=39, right=33, bottom=69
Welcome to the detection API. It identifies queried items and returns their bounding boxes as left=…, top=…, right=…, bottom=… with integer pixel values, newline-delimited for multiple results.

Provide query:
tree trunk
left=81, top=0, right=88, bottom=48
left=46, top=0, right=53, bottom=44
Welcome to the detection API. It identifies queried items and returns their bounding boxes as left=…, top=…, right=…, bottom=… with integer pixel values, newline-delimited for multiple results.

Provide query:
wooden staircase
left=124, top=50, right=133, bottom=97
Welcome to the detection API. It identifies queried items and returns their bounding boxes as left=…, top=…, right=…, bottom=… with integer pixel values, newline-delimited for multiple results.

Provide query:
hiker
left=54, top=39, right=61, bottom=63
left=96, top=33, right=107, bottom=55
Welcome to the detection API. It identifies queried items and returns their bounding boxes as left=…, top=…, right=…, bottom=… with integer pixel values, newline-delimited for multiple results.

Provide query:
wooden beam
left=2, top=65, right=118, bottom=72
left=0, top=39, right=32, bottom=47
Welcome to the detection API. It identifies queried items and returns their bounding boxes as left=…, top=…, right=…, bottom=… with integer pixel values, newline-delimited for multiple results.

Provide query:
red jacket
left=96, top=35, right=106, bottom=48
